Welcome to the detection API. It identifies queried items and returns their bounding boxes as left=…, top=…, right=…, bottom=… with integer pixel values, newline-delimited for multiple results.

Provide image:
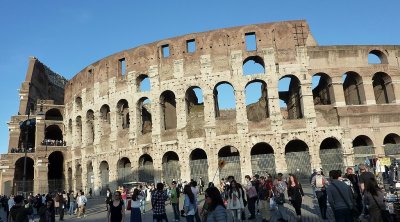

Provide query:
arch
left=213, top=82, right=236, bottom=118
left=117, top=157, right=131, bottom=183
left=189, top=148, right=209, bottom=183
left=75, top=116, right=82, bottom=144
left=138, top=154, right=154, bottom=183
left=245, top=80, right=269, bottom=121
left=117, top=99, right=130, bottom=129
left=343, top=72, right=366, bottom=105
left=137, top=97, right=152, bottom=135
left=368, top=50, right=388, bottom=64
left=278, top=75, right=303, bottom=119
left=372, top=72, right=395, bottom=104
left=67, top=167, right=72, bottom=191
left=87, top=161, right=94, bottom=192
left=99, top=161, right=110, bottom=192
left=353, top=135, right=375, bottom=164
left=185, top=86, right=204, bottom=114
left=160, top=90, right=177, bottom=130
left=137, top=74, right=151, bottom=92
left=250, top=143, right=276, bottom=175
left=242, top=56, right=265, bottom=76
left=162, top=151, right=180, bottom=183
left=384, top=133, right=400, bottom=144
left=14, top=157, right=34, bottom=194
left=48, top=151, right=65, bottom=192
left=75, top=97, right=82, bottom=110
left=319, top=137, right=344, bottom=174
left=383, top=133, right=400, bottom=156
left=312, top=73, right=335, bottom=105
left=44, top=125, right=63, bottom=142
left=100, top=104, right=111, bottom=123
left=285, top=140, right=311, bottom=178
left=218, top=146, right=241, bottom=181
left=86, top=110, right=95, bottom=144
left=45, top=108, right=63, bottom=121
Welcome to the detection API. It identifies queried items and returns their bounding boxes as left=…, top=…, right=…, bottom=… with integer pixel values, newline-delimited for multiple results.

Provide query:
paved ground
left=0, top=185, right=336, bottom=221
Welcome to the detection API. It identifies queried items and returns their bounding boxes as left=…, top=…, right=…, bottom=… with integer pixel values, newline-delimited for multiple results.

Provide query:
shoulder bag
left=371, top=194, right=392, bottom=222
left=331, top=183, right=360, bottom=219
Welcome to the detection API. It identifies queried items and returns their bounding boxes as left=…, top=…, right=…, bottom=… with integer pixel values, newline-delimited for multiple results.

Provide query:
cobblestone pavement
left=0, top=184, right=336, bottom=221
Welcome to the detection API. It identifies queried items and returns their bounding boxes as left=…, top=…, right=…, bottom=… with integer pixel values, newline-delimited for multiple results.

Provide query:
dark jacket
left=9, top=205, right=33, bottom=222
left=327, top=180, right=354, bottom=211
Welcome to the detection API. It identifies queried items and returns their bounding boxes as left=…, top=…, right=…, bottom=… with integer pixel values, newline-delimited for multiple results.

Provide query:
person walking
left=204, top=187, right=228, bottom=222
left=129, top=188, right=142, bottom=222
left=139, top=185, right=147, bottom=213
left=198, top=177, right=205, bottom=195
left=77, top=191, right=87, bottom=218
left=107, top=191, right=125, bottom=222
left=287, top=174, right=304, bottom=221
left=68, top=191, right=75, bottom=215
left=9, top=195, right=33, bottom=222
left=312, top=169, right=328, bottom=220
left=258, top=176, right=272, bottom=222
left=273, top=173, right=288, bottom=222
left=151, top=182, right=169, bottom=222
left=327, top=170, right=354, bottom=222
left=183, top=185, right=197, bottom=222
left=310, top=169, right=317, bottom=198
left=226, top=180, right=244, bottom=221
left=106, top=188, right=112, bottom=212
left=170, top=181, right=180, bottom=222
left=344, top=167, right=363, bottom=213
left=363, top=178, right=391, bottom=222
left=244, top=175, right=257, bottom=220
left=38, top=199, right=56, bottom=222
left=56, top=192, right=65, bottom=221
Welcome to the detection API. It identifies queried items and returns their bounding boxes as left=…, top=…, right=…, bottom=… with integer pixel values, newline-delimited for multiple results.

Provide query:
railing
left=10, top=148, right=35, bottom=153
left=41, top=140, right=66, bottom=146
left=384, top=144, right=400, bottom=155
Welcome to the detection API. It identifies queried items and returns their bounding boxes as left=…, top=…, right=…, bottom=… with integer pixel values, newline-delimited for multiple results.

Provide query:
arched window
left=137, top=74, right=150, bottom=92
left=75, top=97, right=82, bottom=111
left=278, top=75, right=303, bottom=119
left=137, top=97, right=152, bottom=134
left=368, top=50, right=388, bottom=64
left=45, top=109, right=63, bottom=121
left=245, top=80, right=269, bottom=121
left=100, top=104, right=111, bottom=124
left=242, top=56, right=265, bottom=76
left=213, top=82, right=236, bottom=118
left=343, top=72, right=366, bottom=105
left=116, top=99, right=129, bottom=129
left=160, top=91, right=177, bottom=130
left=372, top=72, right=395, bottom=104
left=312, top=73, right=334, bottom=105
left=86, top=110, right=94, bottom=144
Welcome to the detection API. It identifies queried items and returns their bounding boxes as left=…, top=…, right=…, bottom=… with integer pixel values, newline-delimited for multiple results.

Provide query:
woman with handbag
left=183, top=184, right=197, bottom=222
left=227, top=180, right=244, bottom=221
left=273, top=173, right=288, bottom=222
left=287, top=174, right=304, bottom=221
left=128, top=188, right=143, bottom=222
left=244, top=175, right=257, bottom=220
left=363, top=178, right=392, bottom=222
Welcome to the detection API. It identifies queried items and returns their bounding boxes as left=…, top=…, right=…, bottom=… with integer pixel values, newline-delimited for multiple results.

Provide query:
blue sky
left=0, top=0, right=399, bottom=153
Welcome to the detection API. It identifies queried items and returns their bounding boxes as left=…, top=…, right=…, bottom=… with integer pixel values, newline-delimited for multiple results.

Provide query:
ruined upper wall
left=64, top=20, right=317, bottom=101
left=19, top=57, right=67, bottom=115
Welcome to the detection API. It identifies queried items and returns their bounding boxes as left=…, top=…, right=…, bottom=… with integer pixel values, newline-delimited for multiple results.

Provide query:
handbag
left=331, top=183, right=360, bottom=219
left=247, top=186, right=257, bottom=199
left=371, top=195, right=393, bottom=222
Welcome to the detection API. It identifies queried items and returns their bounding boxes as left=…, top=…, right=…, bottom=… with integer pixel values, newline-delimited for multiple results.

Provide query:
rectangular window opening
left=119, top=58, right=126, bottom=76
left=162, top=44, right=170, bottom=58
left=186, top=39, right=196, bottom=53
left=88, top=69, right=93, bottom=75
left=245, top=32, right=257, bottom=51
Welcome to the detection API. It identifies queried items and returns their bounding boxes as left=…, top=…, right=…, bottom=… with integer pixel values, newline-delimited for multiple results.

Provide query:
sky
left=0, top=0, right=399, bottom=154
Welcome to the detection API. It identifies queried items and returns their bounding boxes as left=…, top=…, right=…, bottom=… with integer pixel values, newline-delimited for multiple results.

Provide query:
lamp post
left=21, top=104, right=35, bottom=196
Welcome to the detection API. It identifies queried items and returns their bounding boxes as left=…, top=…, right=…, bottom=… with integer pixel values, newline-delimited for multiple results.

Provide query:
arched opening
left=48, top=151, right=65, bottom=192
left=186, top=87, right=205, bottom=138
left=343, top=72, right=366, bottom=105
left=372, top=72, right=395, bottom=104
left=137, top=98, right=152, bottom=135
left=99, top=161, right=110, bottom=192
left=368, top=50, right=388, bottom=64
left=75, top=116, right=82, bottom=145
left=137, top=74, right=151, bottom=92
left=117, top=157, right=131, bottom=184
left=75, top=164, right=82, bottom=191
left=86, top=110, right=95, bottom=144
left=100, top=104, right=111, bottom=124
left=45, top=108, right=63, bottom=121
left=162, top=151, right=180, bottom=183
left=383, top=133, right=400, bottom=155
left=245, top=80, right=269, bottom=121
left=242, top=56, right=265, bottom=76
left=138, top=154, right=154, bottom=183
left=218, top=146, right=241, bottom=181
left=279, top=75, right=303, bottom=119
left=18, top=118, right=36, bottom=152
left=189, top=148, right=208, bottom=183
left=87, top=162, right=94, bottom=193
left=44, top=125, right=63, bottom=146
left=67, top=167, right=72, bottom=191
left=13, top=157, right=34, bottom=194
left=285, top=140, right=311, bottom=179
left=213, top=82, right=236, bottom=118
left=319, top=138, right=343, bottom=173
left=75, top=97, right=82, bottom=111
left=312, top=73, right=334, bottom=105
left=160, top=91, right=177, bottom=130
left=117, top=99, right=130, bottom=129
left=250, top=143, right=275, bottom=175
left=353, top=135, right=374, bottom=164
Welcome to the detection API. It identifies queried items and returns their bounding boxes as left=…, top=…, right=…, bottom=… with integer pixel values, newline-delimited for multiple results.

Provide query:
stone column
left=200, top=55, right=217, bottom=138
left=92, top=160, right=101, bottom=196
left=331, top=76, right=346, bottom=106
left=35, top=158, right=49, bottom=194
left=363, top=81, right=377, bottom=105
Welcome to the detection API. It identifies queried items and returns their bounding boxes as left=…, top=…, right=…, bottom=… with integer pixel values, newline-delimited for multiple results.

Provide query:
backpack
left=315, top=175, right=325, bottom=188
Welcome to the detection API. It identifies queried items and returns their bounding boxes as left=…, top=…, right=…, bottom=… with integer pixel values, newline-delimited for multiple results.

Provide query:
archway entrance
left=87, top=162, right=94, bottom=193
left=250, top=143, right=276, bottom=176
left=319, top=138, right=344, bottom=173
left=285, top=140, right=311, bottom=179
left=162, top=151, right=180, bottom=184
left=138, top=154, right=154, bottom=183
left=14, top=157, right=34, bottom=194
left=117, top=157, right=131, bottom=184
left=353, top=135, right=374, bottom=165
left=48, top=151, right=65, bottom=192
left=100, top=161, right=110, bottom=193
left=383, top=133, right=400, bottom=156
left=189, top=149, right=209, bottom=183
left=218, top=146, right=241, bottom=181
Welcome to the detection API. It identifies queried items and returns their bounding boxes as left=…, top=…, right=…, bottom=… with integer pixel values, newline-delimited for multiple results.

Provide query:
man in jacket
left=327, top=170, right=354, bottom=222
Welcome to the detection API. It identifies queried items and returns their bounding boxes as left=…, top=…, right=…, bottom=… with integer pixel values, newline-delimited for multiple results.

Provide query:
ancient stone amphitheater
left=1, top=20, right=400, bottom=195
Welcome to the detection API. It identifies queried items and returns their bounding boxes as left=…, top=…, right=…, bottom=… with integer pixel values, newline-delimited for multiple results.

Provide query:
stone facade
left=1, top=20, right=400, bottom=195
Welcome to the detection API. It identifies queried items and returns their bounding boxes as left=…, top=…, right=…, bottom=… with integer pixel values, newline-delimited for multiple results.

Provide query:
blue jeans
left=153, top=213, right=168, bottom=222
left=172, top=203, right=180, bottom=221
left=68, top=201, right=75, bottom=215
left=141, top=199, right=146, bottom=212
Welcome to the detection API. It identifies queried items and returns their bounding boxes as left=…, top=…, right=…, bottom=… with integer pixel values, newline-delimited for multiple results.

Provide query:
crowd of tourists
left=0, top=190, right=88, bottom=222
left=41, top=139, right=66, bottom=146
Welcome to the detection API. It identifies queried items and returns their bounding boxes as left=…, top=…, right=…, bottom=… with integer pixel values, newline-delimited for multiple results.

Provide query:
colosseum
left=1, top=20, right=400, bottom=195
